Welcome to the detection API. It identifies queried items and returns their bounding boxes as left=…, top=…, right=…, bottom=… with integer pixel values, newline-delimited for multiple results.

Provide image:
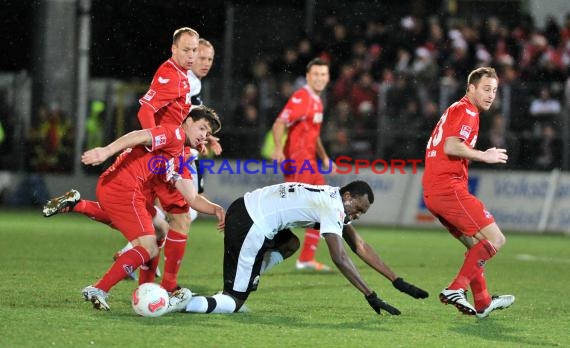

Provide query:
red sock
left=471, top=271, right=491, bottom=311
left=160, top=230, right=188, bottom=292
left=74, top=200, right=112, bottom=225
left=298, top=228, right=320, bottom=262
left=139, top=255, right=160, bottom=285
left=449, top=239, right=496, bottom=290
left=95, top=246, right=150, bottom=292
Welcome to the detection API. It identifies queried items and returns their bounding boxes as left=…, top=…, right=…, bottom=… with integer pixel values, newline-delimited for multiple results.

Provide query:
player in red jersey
left=422, top=67, right=515, bottom=318
left=113, top=38, right=220, bottom=281
left=271, top=58, right=337, bottom=272
left=43, top=28, right=204, bottom=292
left=78, top=106, right=223, bottom=311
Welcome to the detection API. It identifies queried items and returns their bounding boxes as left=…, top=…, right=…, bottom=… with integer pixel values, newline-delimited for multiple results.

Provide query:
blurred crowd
left=230, top=12, right=570, bottom=170
left=3, top=11, right=570, bottom=173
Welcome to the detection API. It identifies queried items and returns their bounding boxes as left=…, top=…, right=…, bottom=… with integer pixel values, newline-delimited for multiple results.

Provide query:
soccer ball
left=132, top=282, right=169, bottom=317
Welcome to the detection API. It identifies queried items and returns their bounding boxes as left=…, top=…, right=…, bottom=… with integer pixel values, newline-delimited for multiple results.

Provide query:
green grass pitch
left=1, top=210, right=568, bottom=347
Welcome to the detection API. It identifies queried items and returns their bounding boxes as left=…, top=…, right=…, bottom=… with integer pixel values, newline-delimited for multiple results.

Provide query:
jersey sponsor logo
left=158, top=76, right=170, bottom=84
left=460, top=125, right=472, bottom=138
left=291, top=97, right=302, bottom=104
left=466, top=108, right=477, bottom=117
left=143, top=89, right=156, bottom=101
left=154, top=134, right=167, bottom=147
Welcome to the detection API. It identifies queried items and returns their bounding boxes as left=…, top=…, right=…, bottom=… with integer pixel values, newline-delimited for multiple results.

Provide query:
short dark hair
left=306, top=57, right=329, bottom=73
left=466, top=67, right=498, bottom=91
left=172, top=27, right=199, bottom=45
left=339, top=180, right=374, bottom=204
left=187, top=105, right=221, bottom=134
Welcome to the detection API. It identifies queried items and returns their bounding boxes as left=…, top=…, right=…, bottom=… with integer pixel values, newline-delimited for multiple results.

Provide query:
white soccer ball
left=132, top=282, right=169, bottom=317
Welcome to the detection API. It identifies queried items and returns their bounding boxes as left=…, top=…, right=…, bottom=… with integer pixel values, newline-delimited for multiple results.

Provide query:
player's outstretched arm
left=342, top=224, right=429, bottom=299
left=174, top=179, right=225, bottom=231
left=271, top=120, right=287, bottom=163
left=444, top=137, right=508, bottom=164
left=324, top=232, right=400, bottom=315
left=82, top=129, right=152, bottom=166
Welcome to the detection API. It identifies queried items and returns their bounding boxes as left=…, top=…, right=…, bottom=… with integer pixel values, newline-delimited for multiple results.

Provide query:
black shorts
left=195, top=159, right=204, bottom=193
left=223, top=197, right=294, bottom=301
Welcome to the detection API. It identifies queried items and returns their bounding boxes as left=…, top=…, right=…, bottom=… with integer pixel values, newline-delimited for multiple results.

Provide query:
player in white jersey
left=174, top=180, right=428, bottom=314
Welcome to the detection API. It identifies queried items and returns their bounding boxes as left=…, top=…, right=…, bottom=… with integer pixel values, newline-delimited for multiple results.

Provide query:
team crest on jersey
left=313, top=112, right=323, bottom=123
left=143, top=89, right=156, bottom=101
left=460, top=125, right=472, bottom=138
left=154, top=134, right=167, bottom=146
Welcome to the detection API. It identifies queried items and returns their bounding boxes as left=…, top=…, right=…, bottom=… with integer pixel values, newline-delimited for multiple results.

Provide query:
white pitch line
left=516, top=254, right=570, bottom=264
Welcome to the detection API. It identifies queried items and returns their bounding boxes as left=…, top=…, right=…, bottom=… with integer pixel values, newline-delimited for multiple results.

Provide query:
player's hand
left=81, top=147, right=110, bottom=166
left=271, top=149, right=286, bottom=164
left=321, top=156, right=338, bottom=174
left=365, top=291, right=401, bottom=315
left=392, top=277, right=429, bottom=299
left=213, top=205, right=225, bottom=232
left=481, top=147, right=508, bottom=164
left=207, top=136, right=223, bottom=156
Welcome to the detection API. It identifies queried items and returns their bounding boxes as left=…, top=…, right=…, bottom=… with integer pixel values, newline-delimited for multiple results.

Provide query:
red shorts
left=423, top=189, right=495, bottom=237
left=283, top=159, right=325, bottom=185
left=97, top=178, right=155, bottom=242
left=153, top=180, right=190, bottom=215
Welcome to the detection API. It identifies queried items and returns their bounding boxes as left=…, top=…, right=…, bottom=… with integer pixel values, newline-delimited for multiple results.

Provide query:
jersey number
left=426, top=111, right=478, bottom=149
left=426, top=111, right=448, bottom=149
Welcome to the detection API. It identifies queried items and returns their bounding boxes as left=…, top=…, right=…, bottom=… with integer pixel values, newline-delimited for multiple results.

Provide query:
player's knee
left=493, top=233, right=506, bottom=250
left=137, top=237, right=159, bottom=258
left=169, top=213, right=191, bottom=233
left=153, top=218, right=169, bottom=241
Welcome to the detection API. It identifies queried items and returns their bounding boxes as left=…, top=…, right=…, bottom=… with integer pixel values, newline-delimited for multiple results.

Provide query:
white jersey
left=188, top=70, right=203, bottom=108
left=188, top=70, right=201, bottom=97
left=244, top=182, right=346, bottom=240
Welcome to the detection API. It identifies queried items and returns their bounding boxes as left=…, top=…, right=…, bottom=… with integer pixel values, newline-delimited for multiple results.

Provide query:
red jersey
left=101, top=126, right=186, bottom=188
left=139, top=58, right=191, bottom=127
left=277, top=86, right=324, bottom=161
left=422, top=96, right=480, bottom=194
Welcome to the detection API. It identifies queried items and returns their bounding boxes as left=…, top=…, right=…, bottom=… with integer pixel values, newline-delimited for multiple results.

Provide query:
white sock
left=185, top=294, right=237, bottom=313
left=186, top=296, right=209, bottom=313
left=260, top=250, right=284, bottom=274
left=211, top=294, right=237, bottom=313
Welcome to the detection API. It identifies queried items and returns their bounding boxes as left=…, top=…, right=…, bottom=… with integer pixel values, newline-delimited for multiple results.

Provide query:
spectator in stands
left=534, top=124, right=562, bottom=170
left=324, top=100, right=353, bottom=159
left=529, top=86, right=561, bottom=134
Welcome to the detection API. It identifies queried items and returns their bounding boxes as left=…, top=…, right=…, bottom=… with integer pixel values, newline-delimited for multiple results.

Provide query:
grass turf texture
left=1, top=210, right=568, bottom=347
